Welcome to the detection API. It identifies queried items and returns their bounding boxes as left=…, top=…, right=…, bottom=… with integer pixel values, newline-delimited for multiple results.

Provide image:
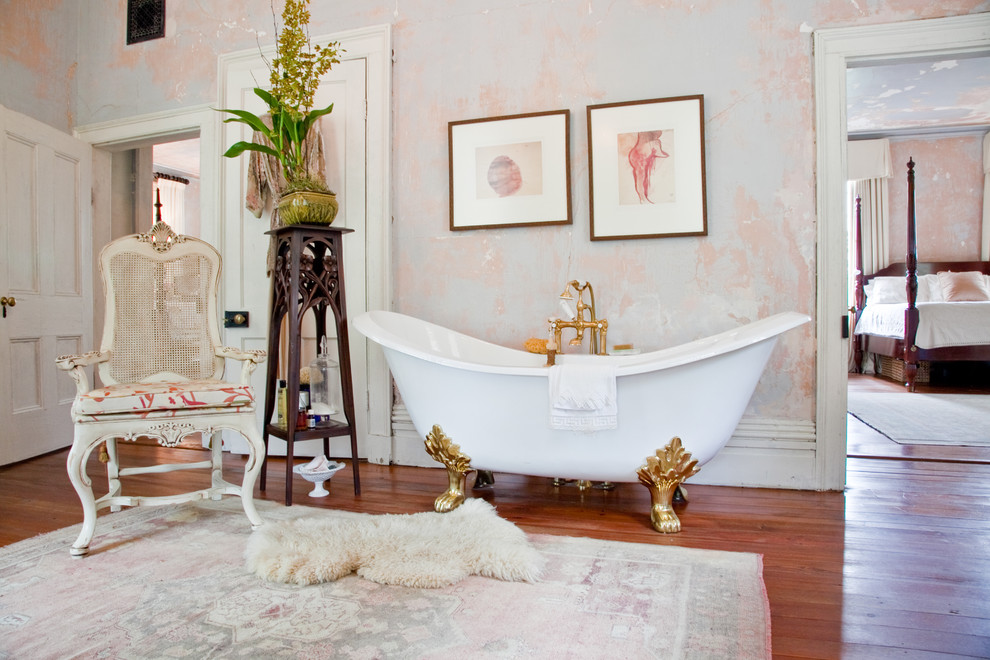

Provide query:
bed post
left=853, top=195, right=865, bottom=372
left=903, top=158, right=921, bottom=391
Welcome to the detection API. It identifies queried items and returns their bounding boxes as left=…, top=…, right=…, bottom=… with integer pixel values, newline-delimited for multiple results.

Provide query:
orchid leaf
left=223, top=141, right=280, bottom=160
left=252, top=87, right=279, bottom=109
left=218, top=109, right=270, bottom=135
left=300, top=102, right=334, bottom=137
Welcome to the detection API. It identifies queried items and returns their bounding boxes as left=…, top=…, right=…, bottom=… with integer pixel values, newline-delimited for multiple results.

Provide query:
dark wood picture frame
left=448, top=110, right=572, bottom=231
left=587, top=95, right=707, bottom=241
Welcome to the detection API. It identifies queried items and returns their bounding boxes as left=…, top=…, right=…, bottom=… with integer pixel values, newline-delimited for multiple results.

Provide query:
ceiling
left=847, top=55, right=990, bottom=137
left=153, top=137, right=200, bottom=177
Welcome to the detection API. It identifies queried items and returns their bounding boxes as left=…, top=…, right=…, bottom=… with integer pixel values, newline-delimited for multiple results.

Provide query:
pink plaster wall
left=888, top=136, right=985, bottom=262
left=3, top=1, right=987, bottom=422
left=0, top=0, right=79, bottom=131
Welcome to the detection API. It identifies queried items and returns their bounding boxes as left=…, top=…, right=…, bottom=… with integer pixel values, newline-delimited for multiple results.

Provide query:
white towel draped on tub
left=548, top=362, right=618, bottom=431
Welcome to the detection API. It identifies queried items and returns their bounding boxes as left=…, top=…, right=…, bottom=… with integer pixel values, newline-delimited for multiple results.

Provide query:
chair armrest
left=216, top=346, right=268, bottom=362
left=216, top=347, right=268, bottom=385
left=55, top=350, right=111, bottom=395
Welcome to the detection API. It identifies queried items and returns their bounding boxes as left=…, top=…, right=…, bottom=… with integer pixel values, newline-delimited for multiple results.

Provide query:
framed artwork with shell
left=448, top=110, right=571, bottom=230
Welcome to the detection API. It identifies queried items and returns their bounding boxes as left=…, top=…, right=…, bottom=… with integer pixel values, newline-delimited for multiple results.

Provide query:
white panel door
left=0, top=105, right=93, bottom=465
left=220, top=54, right=368, bottom=458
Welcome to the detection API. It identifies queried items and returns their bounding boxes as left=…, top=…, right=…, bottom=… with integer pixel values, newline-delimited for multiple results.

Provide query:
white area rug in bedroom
left=848, top=392, right=990, bottom=445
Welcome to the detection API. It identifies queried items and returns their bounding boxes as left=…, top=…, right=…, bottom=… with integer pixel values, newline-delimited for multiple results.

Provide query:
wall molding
left=73, top=104, right=210, bottom=148
left=390, top=403, right=439, bottom=468
left=728, top=416, right=817, bottom=448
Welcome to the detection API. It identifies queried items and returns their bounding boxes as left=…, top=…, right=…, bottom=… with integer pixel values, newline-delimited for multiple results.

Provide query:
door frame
left=813, top=14, right=990, bottom=490
left=73, top=24, right=393, bottom=460
left=74, top=105, right=222, bottom=249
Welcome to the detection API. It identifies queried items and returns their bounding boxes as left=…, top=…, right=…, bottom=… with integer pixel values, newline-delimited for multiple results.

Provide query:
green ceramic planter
left=278, top=190, right=339, bottom=225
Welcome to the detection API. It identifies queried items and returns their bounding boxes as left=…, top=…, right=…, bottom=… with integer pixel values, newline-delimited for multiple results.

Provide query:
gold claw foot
left=434, top=487, right=465, bottom=513
left=636, top=437, right=700, bottom=534
left=424, top=425, right=472, bottom=513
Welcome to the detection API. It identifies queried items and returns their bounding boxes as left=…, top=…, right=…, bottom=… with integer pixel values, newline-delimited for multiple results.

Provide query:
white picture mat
left=590, top=98, right=705, bottom=238
left=450, top=113, right=570, bottom=228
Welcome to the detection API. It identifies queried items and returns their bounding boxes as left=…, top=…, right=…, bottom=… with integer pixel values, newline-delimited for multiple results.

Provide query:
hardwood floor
left=2, top=431, right=989, bottom=658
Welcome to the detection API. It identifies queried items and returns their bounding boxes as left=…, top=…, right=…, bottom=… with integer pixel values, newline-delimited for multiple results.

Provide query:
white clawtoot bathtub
left=354, top=310, right=809, bottom=532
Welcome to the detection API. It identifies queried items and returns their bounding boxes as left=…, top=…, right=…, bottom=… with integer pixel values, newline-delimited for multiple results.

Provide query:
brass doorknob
left=1, top=296, right=14, bottom=318
left=223, top=310, right=249, bottom=328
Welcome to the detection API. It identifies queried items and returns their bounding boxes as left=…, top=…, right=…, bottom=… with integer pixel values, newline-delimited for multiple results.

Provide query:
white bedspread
left=854, top=301, right=990, bottom=349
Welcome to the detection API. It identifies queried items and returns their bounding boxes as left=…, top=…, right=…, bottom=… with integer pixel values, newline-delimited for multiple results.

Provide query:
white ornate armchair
left=56, top=220, right=267, bottom=556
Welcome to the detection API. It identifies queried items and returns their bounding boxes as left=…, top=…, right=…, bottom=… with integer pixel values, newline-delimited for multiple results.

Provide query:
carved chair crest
left=137, top=220, right=187, bottom=253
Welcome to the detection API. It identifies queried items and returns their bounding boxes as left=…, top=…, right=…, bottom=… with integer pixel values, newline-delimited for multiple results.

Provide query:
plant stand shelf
left=260, top=225, right=360, bottom=505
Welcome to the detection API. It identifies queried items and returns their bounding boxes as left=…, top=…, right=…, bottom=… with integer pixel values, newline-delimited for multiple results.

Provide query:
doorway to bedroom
left=844, top=53, right=990, bottom=461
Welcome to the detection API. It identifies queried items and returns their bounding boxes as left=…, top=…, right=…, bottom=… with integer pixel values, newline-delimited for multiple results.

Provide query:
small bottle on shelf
left=309, top=337, right=341, bottom=426
left=276, top=379, right=287, bottom=426
left=297, top=387, right=310, bottom=430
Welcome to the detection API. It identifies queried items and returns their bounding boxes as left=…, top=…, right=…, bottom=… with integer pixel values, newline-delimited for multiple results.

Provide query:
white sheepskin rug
left=244, top=499, right=544, bottom=588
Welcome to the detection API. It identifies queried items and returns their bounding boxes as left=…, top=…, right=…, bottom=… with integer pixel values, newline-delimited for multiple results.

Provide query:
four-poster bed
left=853, top=158, right=990, bottom=391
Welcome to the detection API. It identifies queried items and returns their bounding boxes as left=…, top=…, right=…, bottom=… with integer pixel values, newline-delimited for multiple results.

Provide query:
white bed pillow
left=865, top=277, right=906, bottom=303
left=919, top=273, right=941, bottom=302
left=865, top=274, right=939, bottom=304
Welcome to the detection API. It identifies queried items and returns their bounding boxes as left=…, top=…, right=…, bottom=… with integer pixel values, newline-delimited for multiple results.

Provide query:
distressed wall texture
left=0, top=0, right=79, bottom=131
left=2, top=1, right=987, bottom=424
left=889, top=136, right=986, bottom=262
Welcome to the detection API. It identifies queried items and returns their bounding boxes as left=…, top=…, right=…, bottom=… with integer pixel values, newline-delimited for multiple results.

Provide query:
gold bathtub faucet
left=546, top=281, right=608, bottom=365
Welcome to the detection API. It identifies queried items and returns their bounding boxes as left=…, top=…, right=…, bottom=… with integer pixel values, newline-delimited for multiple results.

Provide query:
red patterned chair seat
left=73, top=379, right=255, bottom=421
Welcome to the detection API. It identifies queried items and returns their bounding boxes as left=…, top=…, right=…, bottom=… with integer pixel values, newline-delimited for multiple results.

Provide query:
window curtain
left=852, top=178, right=890, bottom=276
left=982, top=132, right=989, bottom=260
left=153, top=176, right=187, bottom=234
left=847, top=139, right=892, bottom=372
left=848, top=139, right=892, bottom=276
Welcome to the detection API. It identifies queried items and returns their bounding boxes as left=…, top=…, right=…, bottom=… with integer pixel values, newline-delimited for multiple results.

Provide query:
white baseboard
left=692, top=417, right=819, bottom=489
left=390, top=406, right=439, bottom=467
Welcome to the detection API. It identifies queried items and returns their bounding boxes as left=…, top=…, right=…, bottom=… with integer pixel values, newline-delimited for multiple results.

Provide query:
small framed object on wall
left=587, top=95, right=707, bottom=240
left=127, top=0, right=166, bottom=44
left=449, top=110, right=572, bottom=231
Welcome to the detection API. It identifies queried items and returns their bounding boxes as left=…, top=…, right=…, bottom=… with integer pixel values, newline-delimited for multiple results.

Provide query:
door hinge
left=841, top=314, right=849, bottom=339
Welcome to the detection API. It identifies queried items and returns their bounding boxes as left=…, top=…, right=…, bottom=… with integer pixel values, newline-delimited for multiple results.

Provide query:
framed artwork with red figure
left=587, top=95, right=707, bottom=240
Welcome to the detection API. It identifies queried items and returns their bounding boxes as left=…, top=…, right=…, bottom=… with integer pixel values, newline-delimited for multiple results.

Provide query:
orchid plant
left=219, top=0, right=341, bottom=191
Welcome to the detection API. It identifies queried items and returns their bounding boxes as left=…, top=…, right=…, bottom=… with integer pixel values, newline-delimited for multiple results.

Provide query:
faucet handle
left=558, top=298, right=576, bottom=320
left=547, top=318, right=562, bottom=355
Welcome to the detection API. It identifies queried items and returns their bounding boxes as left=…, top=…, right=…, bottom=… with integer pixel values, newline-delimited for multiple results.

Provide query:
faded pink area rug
left=0, top=499, right=770, bottom=658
